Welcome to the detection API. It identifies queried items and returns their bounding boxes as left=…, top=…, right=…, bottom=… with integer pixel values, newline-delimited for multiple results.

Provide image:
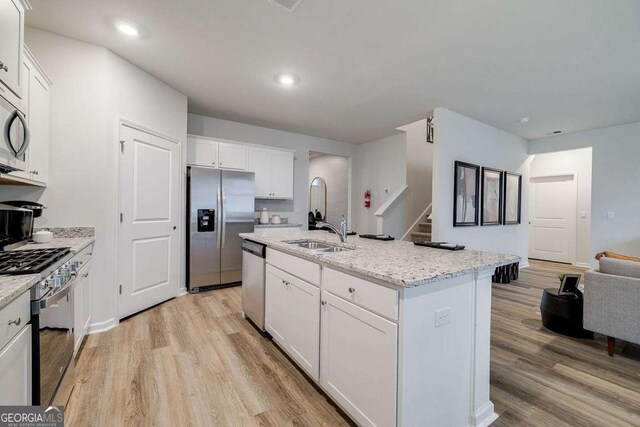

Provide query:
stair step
left=418, top=222, right=432, bottom=232
left=410, top=231, right=432, bottom=243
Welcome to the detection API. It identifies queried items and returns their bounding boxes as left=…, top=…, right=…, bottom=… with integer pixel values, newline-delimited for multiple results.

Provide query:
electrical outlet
left=435, top=307, right=451, bottom=327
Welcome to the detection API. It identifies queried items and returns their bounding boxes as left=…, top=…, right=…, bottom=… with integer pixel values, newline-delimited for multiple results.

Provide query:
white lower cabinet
left=73, top=260, right=92, bottom=355
left=320, top=291, right=397, bottom=427
left=0, top=324, right=31, bottom=405
left=265, top=264, right=320, bottom=380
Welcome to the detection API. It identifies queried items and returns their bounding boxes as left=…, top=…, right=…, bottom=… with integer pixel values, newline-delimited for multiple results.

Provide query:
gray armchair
left=584, top=257, right=640, bottom=356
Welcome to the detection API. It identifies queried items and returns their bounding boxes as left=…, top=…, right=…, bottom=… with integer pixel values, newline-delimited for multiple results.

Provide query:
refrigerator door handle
left=216, top=187, right=222, bottom=249
left=221, top=190, right=227, bottom=248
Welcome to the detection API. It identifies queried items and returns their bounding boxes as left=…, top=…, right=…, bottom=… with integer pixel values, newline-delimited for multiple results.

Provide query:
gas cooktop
left=0, top=247, right=71, bottom=275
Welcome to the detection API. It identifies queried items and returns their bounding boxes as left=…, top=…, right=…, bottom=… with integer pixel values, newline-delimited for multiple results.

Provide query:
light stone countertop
left=0, top=274, right=40, bottom=310
left=240, top=230, right=520, bottom=288
left=12, top=237, right=94, bottom=254
left=255, top=223, right=304, bottom=228
left=0, top=237, right=95, bottom=310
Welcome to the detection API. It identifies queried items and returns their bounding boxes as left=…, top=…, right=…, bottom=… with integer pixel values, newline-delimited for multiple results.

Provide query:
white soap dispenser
left=259, top=207, right=270, bottom=224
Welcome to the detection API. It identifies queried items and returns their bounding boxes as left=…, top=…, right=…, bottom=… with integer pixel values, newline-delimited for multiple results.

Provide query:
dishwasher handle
left=242, top=240, right=266, bottom=258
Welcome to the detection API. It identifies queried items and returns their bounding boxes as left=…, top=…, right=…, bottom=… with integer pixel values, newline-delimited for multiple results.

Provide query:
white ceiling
left=26, top=0, right=640, bottom=143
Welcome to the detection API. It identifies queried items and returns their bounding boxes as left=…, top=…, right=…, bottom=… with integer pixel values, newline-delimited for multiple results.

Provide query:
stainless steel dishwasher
left=241, top=240, right=266, bottom=331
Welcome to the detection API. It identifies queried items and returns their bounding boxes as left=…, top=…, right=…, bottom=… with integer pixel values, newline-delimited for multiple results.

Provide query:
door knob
left=173, top=226, right=177, bottom=230
left=0, top=62, right=8, bottom=72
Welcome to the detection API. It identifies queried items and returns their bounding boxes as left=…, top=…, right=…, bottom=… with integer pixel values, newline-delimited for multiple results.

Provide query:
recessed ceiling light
left=276, top=73, right=298, bottom=86
left=116, top=22, right=139, bottom=37
left=519, top=117, right=530, bottom=124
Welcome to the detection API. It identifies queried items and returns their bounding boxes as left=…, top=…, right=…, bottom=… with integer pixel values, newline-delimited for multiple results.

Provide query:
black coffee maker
left=0, top=203, right=34, bottom=250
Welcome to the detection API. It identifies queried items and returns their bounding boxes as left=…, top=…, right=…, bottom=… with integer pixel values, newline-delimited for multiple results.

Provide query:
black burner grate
left=0, top=247, right=71, bottom=275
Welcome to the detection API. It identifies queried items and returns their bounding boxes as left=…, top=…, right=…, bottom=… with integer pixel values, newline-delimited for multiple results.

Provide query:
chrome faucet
left=316, top=215, right=348, bottom=243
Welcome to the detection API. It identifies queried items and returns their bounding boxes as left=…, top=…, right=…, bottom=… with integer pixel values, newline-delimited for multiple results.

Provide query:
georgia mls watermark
left=0, top=406, right=64, bottom=427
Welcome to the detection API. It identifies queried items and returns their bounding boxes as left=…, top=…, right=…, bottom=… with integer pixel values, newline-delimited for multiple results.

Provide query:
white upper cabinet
left=247, top=146, right=294, bottom=199
left=188, top=134, right=294, bottom=200
left=8, top=47, right=50, bottom=186
left=0, top=0, right=26, bottom=98
left=187, top=136, right=218, bottom=167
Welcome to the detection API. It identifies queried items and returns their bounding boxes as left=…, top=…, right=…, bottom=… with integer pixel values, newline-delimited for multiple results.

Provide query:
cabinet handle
left=8, top=317, right=21, bottom=326
left=0, top=62, right=7, bottom=72
left=348, top=287, right=356, bottom=293
left=82, top=273, right=89, bottom=278
left=321, top=301, right=327, bottom=306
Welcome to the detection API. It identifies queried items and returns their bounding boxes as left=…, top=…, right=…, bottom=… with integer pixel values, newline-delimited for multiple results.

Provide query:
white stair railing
left=401, top=203, right=432, bottom=241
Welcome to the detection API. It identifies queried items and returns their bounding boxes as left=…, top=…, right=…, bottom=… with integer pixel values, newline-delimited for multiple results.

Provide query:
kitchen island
left=240, top=230, right=519, bottom=427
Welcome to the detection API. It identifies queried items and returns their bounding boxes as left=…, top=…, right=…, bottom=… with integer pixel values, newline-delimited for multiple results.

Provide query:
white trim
left=88, top=318, right=118, bottom=334
left=573, top=262, right=591, bottom=269
left=519, top=261, right=530, bottom=269
left=187, top=133, right=294, bottom=153
left=400, top=203, right=432, bottom=241
left=177, top=287, right=188, bottom=296
left=374, top=185, right=408, bottom=217
left=23, top=46, right=52, bottom=85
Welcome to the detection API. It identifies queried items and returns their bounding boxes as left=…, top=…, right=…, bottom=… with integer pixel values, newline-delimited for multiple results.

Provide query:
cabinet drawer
left=267, top=249, right=320, bottom=286
left=323, top=268, right=398, bottom=321
left=0, top=291, right=30, bottom=351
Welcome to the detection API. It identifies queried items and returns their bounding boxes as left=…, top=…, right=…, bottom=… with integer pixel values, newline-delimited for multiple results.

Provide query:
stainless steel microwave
left=0, top=93, right=29, bottom=173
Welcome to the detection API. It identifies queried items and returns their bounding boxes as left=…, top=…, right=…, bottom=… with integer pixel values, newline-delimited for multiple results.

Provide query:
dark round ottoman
left=540, top=288, right=594, bottom=339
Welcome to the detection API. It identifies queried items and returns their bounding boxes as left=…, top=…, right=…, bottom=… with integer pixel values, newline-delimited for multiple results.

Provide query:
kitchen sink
left=283, top=239, right=353, bottom=252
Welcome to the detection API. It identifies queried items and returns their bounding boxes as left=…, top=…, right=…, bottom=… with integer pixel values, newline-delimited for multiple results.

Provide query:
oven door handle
left=32, top=278, right=76, bottom=314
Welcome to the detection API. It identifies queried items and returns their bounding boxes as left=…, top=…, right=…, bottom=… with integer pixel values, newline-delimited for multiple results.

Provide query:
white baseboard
left=573, top=262, right=591, bottom=269
left=519, top=261, right=530, bottom=269
left=177, top=286, right=188, bottom=296
left=88, top=317, right=118, bottom=334
left=474, top=401, right=498, bottom=427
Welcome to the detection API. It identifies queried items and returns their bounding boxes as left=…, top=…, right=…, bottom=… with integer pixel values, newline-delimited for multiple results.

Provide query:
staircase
left=410, top=218, right=432, bottom=242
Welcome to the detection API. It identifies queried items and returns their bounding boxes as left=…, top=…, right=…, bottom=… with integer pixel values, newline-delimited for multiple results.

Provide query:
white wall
left=352, top=133, right=407, bottom=235
left=309, top=155, right=349, bottom=225
left=528, top=122, right=640, bottom=260
left=529, top=148, right=592, bottom=266
left=432, top=108, right=530, bottom=264
left=398, top=118, right=433, bottom=230
left=0, top=27, right=187, bottom=329
left=187, top=114, right=355, bottom=227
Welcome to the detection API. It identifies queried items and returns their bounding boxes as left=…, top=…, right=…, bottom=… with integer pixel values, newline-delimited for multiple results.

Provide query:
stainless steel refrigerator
left=187, top=166, right=255, bottom=292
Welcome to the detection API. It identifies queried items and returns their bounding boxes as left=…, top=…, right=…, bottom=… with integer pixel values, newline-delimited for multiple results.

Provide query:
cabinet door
left=81, top=261, right=92, bottom=335
left=0, top=0, right=25, bottom=97
left=218, top=142, right=247, bottom=170
left=247, top=146, right=273, bottom=198
left=0, top=325, right=31, bottom=405
left=288, top=276, right=320, bottom=381
left=73, top=277, right=83, bottom=354
left=270, top=150, right=294, bottom=199
left=26, top=69, right=49, bottom=183
left=187, top=137, right=218, bottom=167
left=265, top=267, right=289, bottom=345
left=320, top=292, right=397, bottom=427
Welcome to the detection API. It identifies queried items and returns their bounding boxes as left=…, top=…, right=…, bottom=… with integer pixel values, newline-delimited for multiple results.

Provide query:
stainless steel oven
left=31, top=281, right=75, bottom=406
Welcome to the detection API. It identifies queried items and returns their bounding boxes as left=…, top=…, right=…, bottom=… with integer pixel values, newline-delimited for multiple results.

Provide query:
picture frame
left=453, top=161, right=480, bottom=227
left=481, top=167, right=503, bottom=226
left=558, top=274, right=581, bottom=295
left=503, top=171, right=522, bottom=225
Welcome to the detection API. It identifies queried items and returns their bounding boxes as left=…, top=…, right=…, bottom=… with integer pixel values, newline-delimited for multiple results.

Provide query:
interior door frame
left=528, top=172, right=578, bottom=264
left=115, top=118, right=184, bottom=321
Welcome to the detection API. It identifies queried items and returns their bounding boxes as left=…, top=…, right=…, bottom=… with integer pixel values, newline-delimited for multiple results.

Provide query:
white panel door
left=320, top=291, right=397, bottom=427
left=264, top=266, right=289, bottom=345
left=118, top=125, right=181, bottom=318
left=529, top=175, right=577, bottom=263
left=187, top=137, right=217, bottom=167
left=247, top=146, right=273, bottom=198
left=218, top=141, right=247, bottom=170
left=270, top=150, right=294, bottom=199
left=288, top=276, right=320, bottom=381
left=0, top=325, right=31, bottom=405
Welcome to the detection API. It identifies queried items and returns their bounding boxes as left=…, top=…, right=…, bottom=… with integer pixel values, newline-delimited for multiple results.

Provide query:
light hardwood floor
left=66, top=261, right=640, bottom=426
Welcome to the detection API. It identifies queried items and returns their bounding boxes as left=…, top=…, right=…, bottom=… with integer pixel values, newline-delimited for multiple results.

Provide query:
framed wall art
left=503, top=171, right=522, bottom=224
left=453, top=161, right=480, bottom=226
left=481, top=167, right=503, bottom=226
